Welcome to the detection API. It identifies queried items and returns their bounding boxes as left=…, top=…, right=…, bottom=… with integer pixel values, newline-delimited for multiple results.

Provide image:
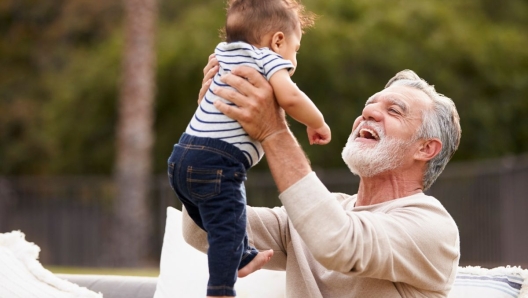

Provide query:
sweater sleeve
left=246, top=206, right=290, bottom=271
left=279, top=172, right=459, bottom=291
left=181, top=206, right=208, bottom=253
left=182, top=205, right=291, bottom=271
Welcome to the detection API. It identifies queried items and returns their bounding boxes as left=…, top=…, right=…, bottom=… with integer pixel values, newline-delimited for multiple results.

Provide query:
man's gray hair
left=385, top=70, right=461, bottom=190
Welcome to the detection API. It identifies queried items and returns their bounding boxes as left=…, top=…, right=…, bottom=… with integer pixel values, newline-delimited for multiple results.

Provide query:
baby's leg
left=238, top=249, right=274, bottom=278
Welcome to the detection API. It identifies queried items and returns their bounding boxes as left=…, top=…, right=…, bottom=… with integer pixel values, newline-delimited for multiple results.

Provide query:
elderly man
left=182, top=62, right=461, bottom=297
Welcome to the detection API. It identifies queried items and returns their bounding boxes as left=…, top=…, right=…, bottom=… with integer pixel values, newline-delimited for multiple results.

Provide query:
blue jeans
left=167, top=133, right=258, bottom=297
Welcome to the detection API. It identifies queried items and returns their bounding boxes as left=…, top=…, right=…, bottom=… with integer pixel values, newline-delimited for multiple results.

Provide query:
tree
left=109, top=0, right=157, bottom=266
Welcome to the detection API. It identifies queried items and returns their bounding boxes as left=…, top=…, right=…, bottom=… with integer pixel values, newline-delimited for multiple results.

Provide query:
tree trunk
left=110, top=0, right=157, bottom=267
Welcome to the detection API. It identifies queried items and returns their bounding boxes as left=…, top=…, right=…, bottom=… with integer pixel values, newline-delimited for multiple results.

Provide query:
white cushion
left=0, top=231, right=102, bottom=298
left=449, top=265, right=528, bottom=298
left=154, top=207, right=286, bottom=298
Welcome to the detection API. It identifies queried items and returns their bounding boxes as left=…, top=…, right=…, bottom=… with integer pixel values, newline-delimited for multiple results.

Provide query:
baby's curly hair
left=221, top=0, right=316, bottom=44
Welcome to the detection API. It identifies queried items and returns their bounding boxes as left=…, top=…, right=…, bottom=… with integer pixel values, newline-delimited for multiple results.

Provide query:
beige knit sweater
left=182, top=172, right=460, bottom=297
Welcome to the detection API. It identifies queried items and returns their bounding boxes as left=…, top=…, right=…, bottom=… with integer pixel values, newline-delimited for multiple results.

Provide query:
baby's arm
left=269, top=69, right=331, bottom=145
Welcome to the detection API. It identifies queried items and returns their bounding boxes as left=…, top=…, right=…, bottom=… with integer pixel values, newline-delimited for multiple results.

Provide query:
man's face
left=341, top=85, right=430, bottom=177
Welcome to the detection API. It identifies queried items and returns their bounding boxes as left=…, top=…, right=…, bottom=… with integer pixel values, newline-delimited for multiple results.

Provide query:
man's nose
left=361, top=103, right=383, bottom=122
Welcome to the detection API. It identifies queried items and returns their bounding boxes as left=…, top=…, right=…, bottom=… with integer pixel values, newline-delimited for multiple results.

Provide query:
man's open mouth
left=358, top=128, right=380, bottom=140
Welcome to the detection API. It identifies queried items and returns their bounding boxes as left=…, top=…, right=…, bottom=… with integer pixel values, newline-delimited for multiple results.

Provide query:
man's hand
left=213, top=66, right=289, bottom=142
left=198, top=54, right=219, bottom=104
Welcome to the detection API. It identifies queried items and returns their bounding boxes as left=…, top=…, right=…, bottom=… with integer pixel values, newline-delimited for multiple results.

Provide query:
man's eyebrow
left=388, top=96, right=409, bottom=113
left=366, top=95, right=409, bottom=113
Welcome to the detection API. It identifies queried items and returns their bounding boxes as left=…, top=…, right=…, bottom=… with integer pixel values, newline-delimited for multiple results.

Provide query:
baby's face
left=278, top=24, right=302, bottom=76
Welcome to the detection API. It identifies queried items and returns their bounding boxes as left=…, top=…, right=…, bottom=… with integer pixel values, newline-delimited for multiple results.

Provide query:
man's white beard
left=341, top=122, right=412, bottom=177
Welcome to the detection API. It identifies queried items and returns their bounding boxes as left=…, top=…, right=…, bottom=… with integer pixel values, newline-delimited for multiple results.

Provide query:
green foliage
left=1, top=0, right=528, bottom=174
left=40, top=37, right=122, bottom=174
left=0, top=0, right=122, bottom=174
left=154, top=1, right=226, bottom=172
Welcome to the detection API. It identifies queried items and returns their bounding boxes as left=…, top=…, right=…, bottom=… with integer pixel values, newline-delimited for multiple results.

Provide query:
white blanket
left=0, top=231, right=102, bottom=298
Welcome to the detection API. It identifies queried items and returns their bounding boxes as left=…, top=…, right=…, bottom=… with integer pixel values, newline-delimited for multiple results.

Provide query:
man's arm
left=182, top=205, right=290, bottom=270
left=181, top=207, right=209, bottom=253
left=213, top=66, right=312, bottom=192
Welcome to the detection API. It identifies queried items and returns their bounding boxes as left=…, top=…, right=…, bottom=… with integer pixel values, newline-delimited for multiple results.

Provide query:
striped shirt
left=185, top=41, right=294, bottom=167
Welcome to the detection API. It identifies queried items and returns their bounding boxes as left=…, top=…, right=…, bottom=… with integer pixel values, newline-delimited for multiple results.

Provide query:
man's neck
left=355, top=172, right=423, bottom=207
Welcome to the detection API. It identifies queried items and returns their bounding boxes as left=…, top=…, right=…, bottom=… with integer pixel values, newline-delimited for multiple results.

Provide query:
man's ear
left=270, top=32, right=285, bottom=52
left=415, top=138, right=442, bottom=161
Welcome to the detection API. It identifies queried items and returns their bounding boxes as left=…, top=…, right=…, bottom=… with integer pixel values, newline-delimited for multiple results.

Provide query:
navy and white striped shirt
left=185, top=41, right=294, bottom=167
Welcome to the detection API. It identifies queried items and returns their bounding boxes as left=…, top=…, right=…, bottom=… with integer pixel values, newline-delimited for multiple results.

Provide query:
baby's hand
left=307, top=123, right=331, bottom=145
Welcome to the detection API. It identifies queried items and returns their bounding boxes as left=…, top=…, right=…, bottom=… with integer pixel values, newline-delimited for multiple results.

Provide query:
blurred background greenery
left=1, top=0, right=527, bottom=176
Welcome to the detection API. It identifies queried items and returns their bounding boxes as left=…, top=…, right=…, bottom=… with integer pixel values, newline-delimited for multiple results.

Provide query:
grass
left=48, top=266, right=160, bottom=277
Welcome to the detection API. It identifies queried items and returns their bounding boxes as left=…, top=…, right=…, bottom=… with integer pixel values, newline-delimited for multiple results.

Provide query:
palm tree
left=111, top=0, right=157, bottom=267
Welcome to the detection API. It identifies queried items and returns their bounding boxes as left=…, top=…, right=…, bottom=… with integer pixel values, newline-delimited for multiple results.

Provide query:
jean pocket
left=186, top=166, right=222, bottom=200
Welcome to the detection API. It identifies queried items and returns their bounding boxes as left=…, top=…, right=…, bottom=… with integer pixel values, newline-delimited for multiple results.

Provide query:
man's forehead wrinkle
left=365, top=92, right=409, bottom=113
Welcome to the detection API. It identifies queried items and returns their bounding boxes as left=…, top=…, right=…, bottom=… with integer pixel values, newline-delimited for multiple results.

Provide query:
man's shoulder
left=332, top=192, right=356, bottom=200
left=389, top=192, right=444, bottom=209
left=389, top=193, right=459, bottom=235
left=368, top=193, right=456, bottom=226
left=332, top=192, right=357, bottom=209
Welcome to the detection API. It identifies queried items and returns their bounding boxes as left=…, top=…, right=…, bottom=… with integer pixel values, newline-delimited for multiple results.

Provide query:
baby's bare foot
left=238, top=249, right=273, bottom=278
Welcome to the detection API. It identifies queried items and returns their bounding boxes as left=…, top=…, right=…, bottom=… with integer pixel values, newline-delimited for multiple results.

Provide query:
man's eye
left=389, top=108, right=401, bottom=114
